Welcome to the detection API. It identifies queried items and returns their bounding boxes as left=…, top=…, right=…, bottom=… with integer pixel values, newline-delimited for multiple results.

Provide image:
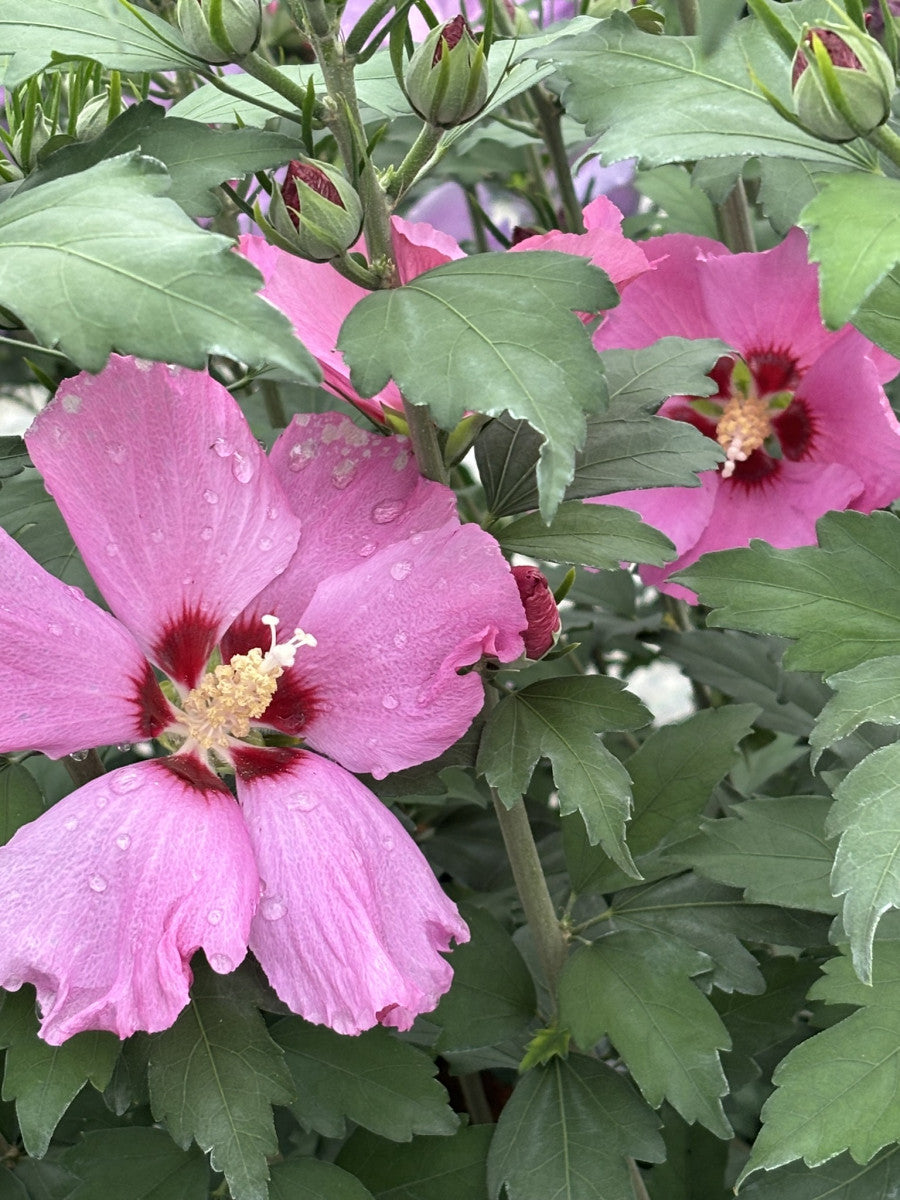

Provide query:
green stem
left=867, top=123, right=900, bottom=171
left=676, top=0, right=699, bottom=34
left=629, top=1158, right=652, bottom=1200
left=385, top=122, right=447, bottom=202
left=531, top=86, right=583, bottom=232
left=458, top=1072, right=495, bottom=1124
left=235, top=50, right=326, bottom=119
left=261, top=380, right=289, bottom=430
left=63, top=749, right=106, bottom=789
left=0, top=333, right=70, bottom=360
left=197, top=63, right=303, bottom=125
left=402, top=400, right=449, bottom=485
left=716, top=177, right=756, bottom=253
left=491, top=788, right=568, bottom=1005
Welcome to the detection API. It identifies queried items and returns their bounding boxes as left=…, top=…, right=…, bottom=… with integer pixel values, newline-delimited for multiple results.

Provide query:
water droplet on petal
left=63, top=817, right=78, bottom=832
left=69, top=749, right=89, bottom=762
left=203, top=489, right=219, bottom=505
left=291, top=793, right=318, bottom=812
left=232, top=452, right=254, bottom=483
left=209, top=953, right=233, bottom=973
left=267, top=506, right=279, bottom=521
left=359, top=541, right=376, bottom=558
left=115, top=833, right=131, bottom=851
left=382, top=835, right=395, bottom=851
left=116, top=743, right=132, bottom=753
left=393, top=631, right=408, bottom=648
left=66, top=585, right=86, bottom=603
left=96, top=794, right=108, bottom=809
left=372, top=499, right=404, bottom=524
left=212, top=437, right=234, bottom=458
left=89, top=874, right=107, bottom=893
left=260, top=896, right=286, bottom=921
left=331, top=460, right=356, bottom=489
left=111, top=768, right=141, bottom=794
left=207, top=909, right=223, bottom=925
left=390, top=560, right=412, bottom=581
left=62, top=393, right=82, bottom=414
left=258, top=537, right=272, bottom=551
left=382, top=694, right=398, bottom=710
left=150, top=528, right=164, bottom=543
left=200, top=526, right=214, bottom=542
left=48, top=623, right=62, bottom=637
left=392, top=451, right=410, bottom=472
left=105, top=541, right=119, bottom=557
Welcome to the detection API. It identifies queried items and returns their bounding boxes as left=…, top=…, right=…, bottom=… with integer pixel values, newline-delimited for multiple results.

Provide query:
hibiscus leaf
left=485, top=1055, right=664, bottom=1200
left=269, top=1160, right=375, bottom=1200
left=336, top=1124, right=494, bottom=1200
left=59, top=1128, right=209, bottom=1200
left=826, top=742, right=900, bottom=983
left=738, top=947, right=900, bottom=1183
left=600, top=337, right=728, bottom=409
left=147, top=961, right=294, bottom=1200
left=740, top=1148, right=900, bottom=1198
left=18, top=103, right=301, bottom=219
left=477, top=676, right=652, bottom=876
left=683, top=796, right=838, bottom=915
left=497, top=501, right=674, bottom=569
left=534, top=9, right=868, bottom=169
left=0, top=470, right=98, bottom=601
left=431, top=905, right=536, bottom=1055
left=0, top=152, right=319, bottom=380
left=337, top=251, right=616, bottom=521
left=0, top=438, right=29, bottom=486
left=0, top=761, right=44, bottom=846
left=800, top=174, right=900, bottom=328
left=1, top=0, right=199, bottom=87
left=855, top=264, right=900, bottom=358
left=0, top=988, right=119, bottom=1157
left=559, top=934, right=732, bottom=1137
left=270, top=1018, right=457, bottom=1142
left=679, top=510, right=900, bottom=675
left=810, top=656, right=900, bottom=762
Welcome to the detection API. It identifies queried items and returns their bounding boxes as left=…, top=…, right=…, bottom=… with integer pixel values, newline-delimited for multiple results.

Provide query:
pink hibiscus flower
left=0, top=355, right=526, bottom=1044
left=239, top=196, right=650, bottom=423
left=591, top=228, right=900, bottom=601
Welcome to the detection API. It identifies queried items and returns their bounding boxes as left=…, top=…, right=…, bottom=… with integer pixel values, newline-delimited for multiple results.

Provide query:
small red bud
left=512, top=566, right=560, bottom=660
left=282, top=161, right=345, bottom=230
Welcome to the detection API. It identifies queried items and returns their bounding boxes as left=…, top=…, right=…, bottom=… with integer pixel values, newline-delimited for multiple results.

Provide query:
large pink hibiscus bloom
left=0, top=355, right=525, bottom=1044
left=592, top=228, right=900, bottom=600
left=239, top=196, right=650, bottom=423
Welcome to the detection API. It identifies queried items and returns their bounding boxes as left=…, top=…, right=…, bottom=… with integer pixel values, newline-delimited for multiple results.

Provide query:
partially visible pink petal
left=230, top=414, right=455, bottom=630
left=590, top=476, right=719, bottom=563
left=233, top=748, right=468, bottom=1035
left=391, top=216, right=464, bottom=283
left=0, top=758, right=258, bottom=1044
left=27, top=357, right=300, bottom=688
left=0, top=529, right=173, bottom=758
left=699, top=228, right=837, bottom=374
left=794, top=337, right=900, bottom=511
left=593, top=234, right=726, bottom=351
left=513, top=197, right=651, bottom=291
left=288, top=520, right=525, bottom=776
left=238, top=235, right=403, bottom=421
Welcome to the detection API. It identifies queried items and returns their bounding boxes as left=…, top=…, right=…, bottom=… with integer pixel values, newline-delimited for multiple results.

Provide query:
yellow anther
left=716, top=392, right=773, bottom=479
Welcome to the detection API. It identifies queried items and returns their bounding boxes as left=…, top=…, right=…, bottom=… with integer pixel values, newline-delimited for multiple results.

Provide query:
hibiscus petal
left=233, top=748, right=468, bottom=1035
left=793, top=337, right=900, bottom=511
left=229, top=412, right=456, bottom=629
left=390, top=215, right=464, bottom=283
left=238, top=235, right=404, bottom=421
left=512, top=196, right=651, bottom=291
left=0, top=758, right=258, bottom=1044
left=26, top=356, right=300, bottom=688
left=0, top=529, right=172, bottom=757
left=294, top=519, right=526, bottom=776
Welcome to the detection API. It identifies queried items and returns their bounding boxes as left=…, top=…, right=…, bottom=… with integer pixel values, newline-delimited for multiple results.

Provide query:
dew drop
left=258, top=536, right=272, bottom=551
left=390, top=560, right=412, bottom=582
left=116, top=743, right=132, bottom=753
left=105, top=541, right=119, bottom=557
left=62, top=392, right=82, bottom=414
left=267, top=506, right=279, bottom=520
left=106, top=442, right=127, bottom=464
left=200, top=526, right=214, bottom=542
left=232, top=452, right=254, bottom=483
left=372, top=499, right=404, bottom=524
left=48, top=623, right=63, bottom=637
left=63, top=817, right=78, bottom=832
left=112, top=768, right=141, bottom=794
left=203, top=489, right=219, bottom=505
left=69, top=749, right=89, bottom=762
left=291, top=793, right=318, bottom=812
left=393, top=631, right=408, bottom=647
left=66, top=585, right=86, bottom=603
left=392, top=450, right=410, bottom=472
left=212, top=436, right=234, bottom=458
left=293, top=412, right=311, bottom=427
left=260, top=896, right=286, bottom=921
left=96, top=794, right=108, bottom=809
left=359, top=541, right=376, bottom=558
left=89, top=874, right=108, bottom=893
left=115, top=833, right=131, bottom=851
left=382, top=835, right=395, bottom=851
left=209, top=953, right=233, bottom=973
left=207, top=908, right=223, bottom=925
left=382, top=694, right=398, bottom=710
left=332, top=460, right=357, bottom=489
left=150, top=528, right=164, bottom=543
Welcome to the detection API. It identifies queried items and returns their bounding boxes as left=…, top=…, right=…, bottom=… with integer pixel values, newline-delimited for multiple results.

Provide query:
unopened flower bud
left=176, top=0, right=261, bottom=63
left=791, top=22, right=894, bottom=142
left=75, top=94, right=112, bottom=141
left=268, top=160, right=363, bottom=262
left=405, top=16, right=488, bottom=128
left=12, top=105, right=51, bottom=172
left=512, top=566, right=560, bottom=660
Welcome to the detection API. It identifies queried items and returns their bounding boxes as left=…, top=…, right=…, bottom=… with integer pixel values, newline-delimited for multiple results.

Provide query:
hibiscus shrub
left=2, top=0, right=900, bottom=1197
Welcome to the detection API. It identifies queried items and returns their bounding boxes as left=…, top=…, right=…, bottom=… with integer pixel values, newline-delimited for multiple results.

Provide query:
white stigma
left=261, top=613, right=317, bottom=671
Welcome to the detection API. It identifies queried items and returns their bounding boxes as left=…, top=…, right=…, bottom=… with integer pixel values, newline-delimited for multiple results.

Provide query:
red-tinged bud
left=512, top=566, right=561, bottom=660
left=266, top=160, right=363, bottom=262
left=791, top=21, right=894, bottom=142
left=405, top=16, right=489, bottom=128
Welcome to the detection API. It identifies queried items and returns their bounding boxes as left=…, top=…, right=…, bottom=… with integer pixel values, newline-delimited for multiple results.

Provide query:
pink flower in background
left=0, top=356, right=526, bottom=1043
left=592, top=229, right=900, bottom=600
left=240, top=196, right=649, bottom=422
